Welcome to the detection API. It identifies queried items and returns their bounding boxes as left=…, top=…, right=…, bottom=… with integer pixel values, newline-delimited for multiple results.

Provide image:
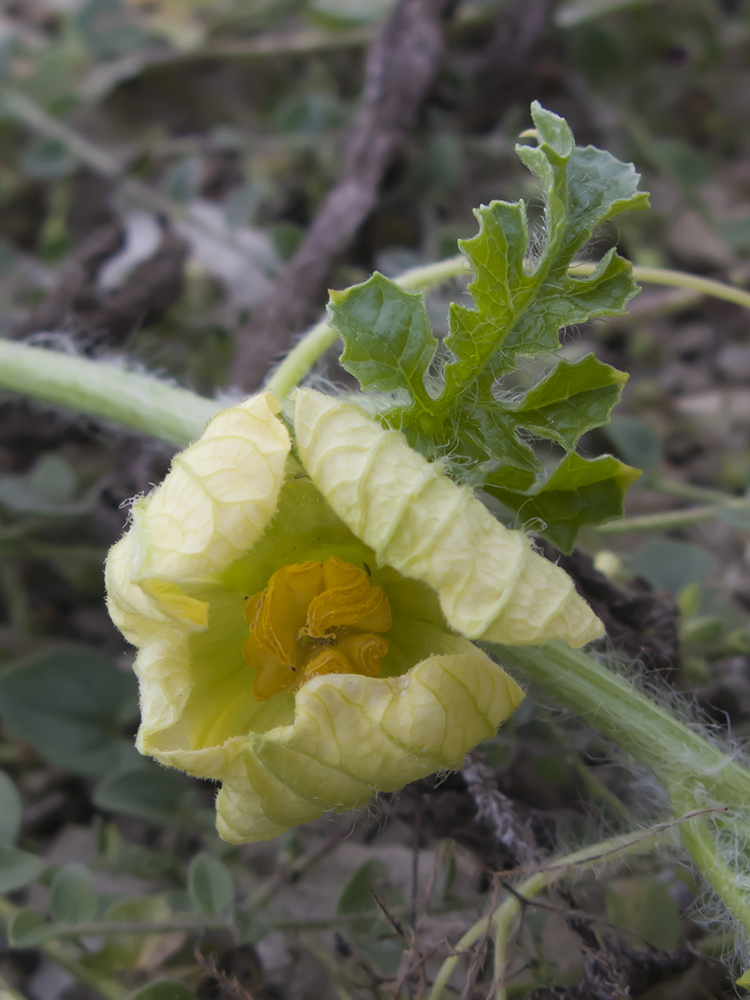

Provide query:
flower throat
left=242, top=556, right=391, bottom=701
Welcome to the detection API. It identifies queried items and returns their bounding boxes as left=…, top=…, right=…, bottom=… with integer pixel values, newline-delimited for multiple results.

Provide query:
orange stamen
left=242, top=556, right=391, bottom=700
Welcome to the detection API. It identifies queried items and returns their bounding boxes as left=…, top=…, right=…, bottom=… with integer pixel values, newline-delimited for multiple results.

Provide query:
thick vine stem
left=494, top=641, right=750, bottom=944
left=0, top=340, right=221, bottom=447
left=493, top=641, right=750, bottom=805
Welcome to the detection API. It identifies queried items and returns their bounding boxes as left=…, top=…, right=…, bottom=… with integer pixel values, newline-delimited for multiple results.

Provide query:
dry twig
left=14, top=223, right=187, bottom=347
left=233, top=0, right=455, bottom=388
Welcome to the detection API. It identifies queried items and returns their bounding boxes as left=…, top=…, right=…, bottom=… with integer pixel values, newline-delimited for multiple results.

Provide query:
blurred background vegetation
left=1, top=1, right=750, bottom=998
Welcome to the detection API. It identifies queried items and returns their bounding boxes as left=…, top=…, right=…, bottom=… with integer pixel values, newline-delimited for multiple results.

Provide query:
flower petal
left=135, top=392, right=290, bottom=582
left=293, top=389, right=603, bottom=647
left=105, top=392, right=290, bottom=639
left=214, top=648, right=524, bottom=844
left=105, top=392, right=292, bottom=776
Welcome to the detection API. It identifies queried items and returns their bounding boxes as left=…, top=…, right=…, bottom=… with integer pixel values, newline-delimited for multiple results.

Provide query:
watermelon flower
left=105, top=389, right=602, bottom=843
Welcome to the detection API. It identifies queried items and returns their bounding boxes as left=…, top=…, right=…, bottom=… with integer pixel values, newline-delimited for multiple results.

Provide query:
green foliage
left=605, top=874, right=683, bottom=950
left=336, top=859, right=389, bottom=916
left=0, top=771, right=22, bottom=845
left=335, top=859, right=406, bottom=974
left=630, top=539, right=718, bottom=594
left=8, top=908, right=50, bottom=948
left=93, top=766, right=193, bottom=826
left=0, top=647, right=138, bottom=776
left=0, top=454, right=92, bottom=518
left=85, top=895, right=174, bottom=971
left=75, top=0, right=154, bottom=63
left=187, top=853, right=235, bottom=916
left=604, top=415, right=662, bottom=471
left=235, top=911, right=272, bottom=945
left=330, top=103, right=649, bottom=551
left=50, top=863, right=98, bottom=923
left=0, top=846, right=46, bottom=894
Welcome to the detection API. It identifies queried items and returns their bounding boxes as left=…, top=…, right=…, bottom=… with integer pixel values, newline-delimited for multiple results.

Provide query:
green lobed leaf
left=502, top=354, right=628, bottom=451
left=440, top=104, right=647, bottom=397
left=331, top=273, right=436, bottom=404
left=329, top=102, right=648, bottom=550
left=485, top=452, right=641, bottom=554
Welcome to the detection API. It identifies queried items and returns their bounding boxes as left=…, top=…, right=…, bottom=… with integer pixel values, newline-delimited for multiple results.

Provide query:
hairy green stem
left=0, top=340, right=220, bottom=447
left=494, top=641, right=750, bottom=943
left=572, top=261, right=750, bottom=311
left=0, top=899, right=128, bottom=1000
left=426, top=821, right=676, bottom=1000
left=495, top=641, right=750, bottom=813
left=674, top=806, right=750, bottom=937
left=593, top=500, right=740, bottom=535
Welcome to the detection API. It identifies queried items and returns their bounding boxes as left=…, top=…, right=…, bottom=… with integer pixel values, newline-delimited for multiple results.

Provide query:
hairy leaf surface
left=328, top=103, right=648, bottom=552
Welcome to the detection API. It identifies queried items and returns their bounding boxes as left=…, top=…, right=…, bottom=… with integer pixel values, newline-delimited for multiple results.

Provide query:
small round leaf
left=188, top=853, right=234, bottom=915
left=0, top=770, right=22, bottom=845
left=50, top=863, right=98, bottom=924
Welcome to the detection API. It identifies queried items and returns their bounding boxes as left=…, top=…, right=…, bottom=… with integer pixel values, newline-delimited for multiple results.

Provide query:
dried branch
left=14, top=224, right=187, bottom=347
left=461, top=754, right=540, bottom=868
left=232, top=0, right=455, bottom=388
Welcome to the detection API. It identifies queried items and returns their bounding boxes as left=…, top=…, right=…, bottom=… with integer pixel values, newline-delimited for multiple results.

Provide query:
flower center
left=242, top=556, right=391, bottom=701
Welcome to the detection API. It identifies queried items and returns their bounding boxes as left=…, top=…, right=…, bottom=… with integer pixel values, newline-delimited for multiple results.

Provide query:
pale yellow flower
left=106, top=389, right=602, bottom=843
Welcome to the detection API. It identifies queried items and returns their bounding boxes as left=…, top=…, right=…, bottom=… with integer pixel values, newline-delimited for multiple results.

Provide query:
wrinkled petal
left=105, top=392, right=292, bottom=778
left=104, top=386, right=603, bottom=847
left=213, top=647, right=524, bottom=844
left=293, top=389, right=603, bottom=648
left=134, top=392, right=290, bottom=583
left=106, top=392, right=290, bottom=642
